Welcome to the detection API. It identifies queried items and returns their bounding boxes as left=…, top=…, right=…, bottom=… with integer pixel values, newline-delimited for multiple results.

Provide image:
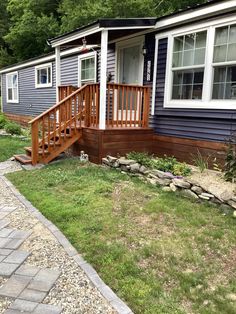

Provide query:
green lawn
left=7, top=159, right=236, bottom=314
left=0, top=135, right=30, bottom=162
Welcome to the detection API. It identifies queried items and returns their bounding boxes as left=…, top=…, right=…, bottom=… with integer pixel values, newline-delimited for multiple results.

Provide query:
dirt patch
left=189, top=166, right=236, bottom=201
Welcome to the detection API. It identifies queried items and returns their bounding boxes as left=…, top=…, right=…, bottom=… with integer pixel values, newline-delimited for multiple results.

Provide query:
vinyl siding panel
left=151, top=37, right=236, bottom=142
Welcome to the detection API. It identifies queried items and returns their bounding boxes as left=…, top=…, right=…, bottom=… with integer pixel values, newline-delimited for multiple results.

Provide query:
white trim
left=155, top=0, right=236, bottom=30
left=55, top=47, right=61, bottom=103
left=6, top=71, right=19, bottom=103
left=78, top=51, right=97, bottom=87
left=0, top=46, right=96, bottom=74
left=115, top=36, right=144, bottom=85
left=1, top=75, right=3, bottom=112
left=151, top=36, right=159, bottom=115
left=35, top=62, right=53, bottom=88
left=106, top=26, right=154, bottom=31
left=50, top=25, right=102, bottom=48
left=163, top=17, right=236, bottom=110
left=99, top=30, right=108, bottom=129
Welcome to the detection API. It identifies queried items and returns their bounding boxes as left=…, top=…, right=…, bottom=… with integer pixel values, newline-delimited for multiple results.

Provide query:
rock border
left=1, top=175, right=133, bottom=314
left=102, top=156, right=236, bottom=218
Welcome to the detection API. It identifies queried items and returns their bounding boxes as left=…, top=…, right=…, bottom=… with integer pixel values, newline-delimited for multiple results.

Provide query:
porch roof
left=48, top=18, right=157, bottom=48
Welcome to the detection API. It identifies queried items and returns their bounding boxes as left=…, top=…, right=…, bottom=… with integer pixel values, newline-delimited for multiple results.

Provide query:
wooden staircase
left=14, top=84, right=99, bottom=165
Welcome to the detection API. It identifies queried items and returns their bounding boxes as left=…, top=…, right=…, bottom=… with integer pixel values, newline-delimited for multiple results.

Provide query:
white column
left=55, top=46, right=61, bottom=103
left=99, top=29, right=108, bottom=129
left=151, top=36, right=159, bottom=115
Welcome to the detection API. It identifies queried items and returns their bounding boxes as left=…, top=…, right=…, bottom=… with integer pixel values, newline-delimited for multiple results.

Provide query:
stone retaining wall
left=102, top=156, right=236, bottom=218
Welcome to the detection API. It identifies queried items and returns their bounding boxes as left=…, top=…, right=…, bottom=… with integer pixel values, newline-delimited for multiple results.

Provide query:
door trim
left=115, top=36, right=145, bottom=85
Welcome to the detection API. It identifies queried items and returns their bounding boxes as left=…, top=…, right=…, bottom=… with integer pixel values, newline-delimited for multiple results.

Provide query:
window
left=171, top=31, right=207, bottom=100
left=78, top=52, right=97, bottom=86
left=6, top=72, right=18, bottom=103
left=163, top=18, right=236, bottom=109
left=35, top=63, right=52, bottom=88
left=212, top=24, right=236, bottom=99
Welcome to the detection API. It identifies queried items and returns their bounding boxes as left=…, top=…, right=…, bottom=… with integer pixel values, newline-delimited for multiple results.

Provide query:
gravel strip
left=0, top=176, right=118, bottom=314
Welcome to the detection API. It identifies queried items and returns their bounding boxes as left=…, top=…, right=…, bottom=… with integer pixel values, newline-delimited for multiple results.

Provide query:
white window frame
left=78, top=51, right=97, bottom=87
left=35, top=63, right=52, bottom=88
left=162, top=15, right=236, bottom=110
left=6, top=71, right=19, bottom=103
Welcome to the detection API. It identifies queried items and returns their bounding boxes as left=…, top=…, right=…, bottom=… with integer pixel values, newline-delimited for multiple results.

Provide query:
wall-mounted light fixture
left=142, top=44, right=147, bottom=56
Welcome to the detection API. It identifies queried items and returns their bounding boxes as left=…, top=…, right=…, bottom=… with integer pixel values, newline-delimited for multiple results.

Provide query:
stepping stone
left=0, top=275, right=31, bottom=298
left=33, top=304, right=62, bottom=314
left=3, top=238, right=26, bottom=250
left=4, top=310, right=30, bottom=314
left=4, top=250, right=30, bottom=264
left=0, top=237, right=11, bottom=248
left=0, top=248, right=13, bottom=256
left=0, top=206, right=17, bottom=213
left=0, top=262, right=21, bottom=277
left=0, top=255, right=6, bottom=262
left=15, top=265, right=40, bottom=277
left=0, top=212, right=9, bottom=220
left=28, top=269, right=61, bottom=292
left=19, top=289, right=47, bottom=303
left=10, top=299, right=38, bottom=312
left=0, top=219, right=10, bottom=230
left=0, top=228, right=14, bottom=237
left=9, top=230, right=32, bottom=240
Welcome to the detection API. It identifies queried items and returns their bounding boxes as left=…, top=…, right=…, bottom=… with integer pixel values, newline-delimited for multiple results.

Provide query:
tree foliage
left=0, top=0, right=209, bottom=67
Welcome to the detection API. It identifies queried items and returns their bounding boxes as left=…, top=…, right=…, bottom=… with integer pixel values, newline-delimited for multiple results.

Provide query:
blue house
left=0, top=0, right=235, bottom=165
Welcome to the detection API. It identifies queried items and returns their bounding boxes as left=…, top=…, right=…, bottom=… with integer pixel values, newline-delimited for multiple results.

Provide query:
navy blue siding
left=152, top=38, right=236, bottom=142
left=2, top=62, right=56, bottom=117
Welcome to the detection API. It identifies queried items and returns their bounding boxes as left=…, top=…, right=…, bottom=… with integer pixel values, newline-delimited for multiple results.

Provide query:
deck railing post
left=31, top=121, right=39, bottom=165
left=99, top=29, right=108, bottom=129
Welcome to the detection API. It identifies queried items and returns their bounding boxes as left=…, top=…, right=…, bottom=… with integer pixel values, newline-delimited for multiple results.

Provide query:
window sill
left=7, top=100, right=19, bottom=104
left=35, top=84, right=53, bottom=89
left=164, top=100, right=236, bottom=110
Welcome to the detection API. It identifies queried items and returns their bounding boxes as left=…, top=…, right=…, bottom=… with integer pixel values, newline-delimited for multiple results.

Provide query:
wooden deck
left=14, top=83, right=152, bottom=165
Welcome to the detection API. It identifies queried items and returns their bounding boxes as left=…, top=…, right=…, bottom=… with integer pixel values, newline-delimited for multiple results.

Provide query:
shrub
left=126, top=151, right=153, bottom=168
left=4, top=122, right=22, bottom=135
left=0, top=114, right=7, bottom=129
left=224, top=136, right=236, bottom=183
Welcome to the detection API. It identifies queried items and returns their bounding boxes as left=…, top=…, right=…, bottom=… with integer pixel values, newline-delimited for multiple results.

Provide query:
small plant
left=224, top=135, right=236, bottom=182
left=4, top=122, right=22, bottom=135
left=126, top=151, right=153, bottom=168
left=192, top=149, right=209, bottom=173
left=0, top=114, right=7, bottom=129
left=152, top=155, right=191, bottom=176
left=173, top=162, right=191, bottom=176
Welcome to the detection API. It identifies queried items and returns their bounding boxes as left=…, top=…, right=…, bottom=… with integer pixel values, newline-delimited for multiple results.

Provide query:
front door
left=116, top=39, right=144, bottom=123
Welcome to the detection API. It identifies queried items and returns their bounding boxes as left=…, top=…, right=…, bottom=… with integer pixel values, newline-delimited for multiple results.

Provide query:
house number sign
left=147, top=60, right=152, bottom=82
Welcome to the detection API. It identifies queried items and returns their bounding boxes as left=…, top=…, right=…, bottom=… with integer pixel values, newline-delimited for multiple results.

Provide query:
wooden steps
left=14, top=154, right=32, bottom=164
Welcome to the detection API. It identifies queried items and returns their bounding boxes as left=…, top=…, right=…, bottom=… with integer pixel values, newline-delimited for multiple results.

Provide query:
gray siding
left=151, top=37, right=236, bottom=142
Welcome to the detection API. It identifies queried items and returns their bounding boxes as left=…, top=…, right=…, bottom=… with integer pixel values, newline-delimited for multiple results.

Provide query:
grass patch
left=7, top=159, right=236, bottom=314
left=0, top=135, right=30, bottom=162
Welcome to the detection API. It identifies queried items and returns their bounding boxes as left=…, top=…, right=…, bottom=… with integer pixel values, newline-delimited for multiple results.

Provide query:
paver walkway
left=0, top=161, right=132, bottom=314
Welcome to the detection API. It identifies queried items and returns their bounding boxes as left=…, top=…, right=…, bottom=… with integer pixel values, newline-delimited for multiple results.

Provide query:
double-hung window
left=35, top=63, right=52, bottom=88
left=212, top=24, right=236, bottom=100
left=78, top=52, right=97, bottom=86
left=6, top=72, right=18, bottom=103
left=164, top=18, right=236, bottom=109
left=172, top=31, right=207, bottom=100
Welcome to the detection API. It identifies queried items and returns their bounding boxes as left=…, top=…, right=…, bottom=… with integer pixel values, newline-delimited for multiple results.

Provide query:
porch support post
left=55, top=46, right=61, bottom=103
left=99, top=29, right=108, bottom=129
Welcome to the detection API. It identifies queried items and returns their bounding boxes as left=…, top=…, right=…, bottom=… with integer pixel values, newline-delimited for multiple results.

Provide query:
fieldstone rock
left=162, top=186, right=171, bottom=192
left=148, top=173, right=159, bottom=180
left=151, top=170, right=174, bottom=179
left=191, top=185, right=203, bottom=195
left=147, top=178, right=157, bottom=185
left=227, top=200, right=236, bottom=210
left=172, top=178, right=191, bottom=189
left=201, top=192, right=214, bottom=198
left=102, top=158, right=110, bottom=165
left=120, top=165, right=129, bottom=172
left=118, top=159, right=136, bottom=166
left=181, top=189, right=199, bottom=199
left=199, top=194, right=210, bottom=200
left=210, top=197, right=222, bottom=205
left=233, top=211, right=236, bottom=218
left=156, top=178, right=171, bottom=186
left=112, top=161, right=120, bottom=168
left=220, top=204, right=233, bottom=215
left=130, top=163, right=140, bottom=173
left=218, top=191, right=232, bottom=202
left=139, top=165, right=149, bottom=174
left=170, top=183, right=178, bottom=192
left=107, top=155, right=117, bottom=163
left=231, top=196, right=236, bottom=202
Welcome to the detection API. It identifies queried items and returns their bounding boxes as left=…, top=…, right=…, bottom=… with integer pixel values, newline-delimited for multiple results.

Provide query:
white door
left=116, top=40, right=144, bottom=123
